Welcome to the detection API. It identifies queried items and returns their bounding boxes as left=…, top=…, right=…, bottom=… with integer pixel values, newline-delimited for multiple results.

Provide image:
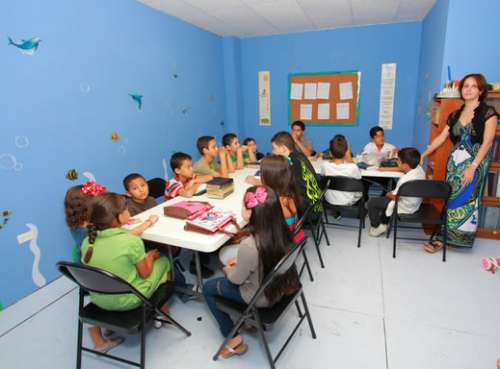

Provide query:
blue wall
left=442, top=0, right=500, bottom=83
left=0, top=0, right=225, bottom=308
left=234, top=22, right=422, bottom=154
left=412, top=0, right=450, bottom=151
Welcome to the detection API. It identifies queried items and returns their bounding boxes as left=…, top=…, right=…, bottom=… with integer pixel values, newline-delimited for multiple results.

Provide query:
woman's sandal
left=94, top=337, right=125, bottom=354
left=481, top=257, right=500, bottom=274
left=424, top=240, right=444, bottom=253
left=220, top=342, right=248, bottom=359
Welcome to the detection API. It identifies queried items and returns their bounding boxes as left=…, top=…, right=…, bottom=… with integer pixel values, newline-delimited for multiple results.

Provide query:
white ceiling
left=138, top=0, right=437, bottom=37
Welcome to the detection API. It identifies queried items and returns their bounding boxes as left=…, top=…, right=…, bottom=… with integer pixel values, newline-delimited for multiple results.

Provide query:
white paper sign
left=339, top=82, right=353, bottom=100
left=336, top=103, right=350, bottom=120
left=300, top=104, right=313, bottom=120
left=290, top=83, right=303, bottom=100
left=317, top=103, right=330, bottom=120
left=378, top=63, right=396, bottom=129
left=259, top=71, right=271, bottom=126
left=304, top=83, right=317, bottom=99
left=317, top=82, right=330, bottom=99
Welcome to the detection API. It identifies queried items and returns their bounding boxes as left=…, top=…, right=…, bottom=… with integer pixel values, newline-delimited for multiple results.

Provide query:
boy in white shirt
left=362, top=126, right=398, bottom=159
left=321, top=135, right=362, bottom=206
left=367, top=147, right=425, bottom=237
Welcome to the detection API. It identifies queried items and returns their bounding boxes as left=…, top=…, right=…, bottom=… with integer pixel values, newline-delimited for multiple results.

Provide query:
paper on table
left=339, top=82, right=353, bottom=100
left=304, top=83, right=317, bottom=99
left=317, top=82, right=330, bottom=99
left=336, top=102, right=350, bottom=120
left=300, top=104, right=313, bottom=120
left=290, top=83, right=303, bottom=100
left=317, top=103, right=330, bottom=120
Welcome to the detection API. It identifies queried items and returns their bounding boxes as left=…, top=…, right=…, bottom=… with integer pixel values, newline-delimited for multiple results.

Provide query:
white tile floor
left=1, top=225, right=499, bottom=369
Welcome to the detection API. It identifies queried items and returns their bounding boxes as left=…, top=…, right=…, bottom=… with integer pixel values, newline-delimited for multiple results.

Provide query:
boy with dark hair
left=291, top=120, right=314, bottom=156
left=123, top=173, right=158, bottom=217
left=367, top=147, right=425, bottom=237
left=321, top=135, right=362, bottom=206
left=243, top=137, right=264, bottom=161
left=362, top=125, right=398, bottom=158
left=222, top=133, right=255, bottom=169
left=271, top=131, right=321, bottom=215
left=165, top=152, right=212, bottom=200
left=193, top=136, right=233, bottom=177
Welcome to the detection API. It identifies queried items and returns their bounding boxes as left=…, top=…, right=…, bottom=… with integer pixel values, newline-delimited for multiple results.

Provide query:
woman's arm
left=462, top=116, right=497, bottom=186
left=420, top=125, right=451, bottom=163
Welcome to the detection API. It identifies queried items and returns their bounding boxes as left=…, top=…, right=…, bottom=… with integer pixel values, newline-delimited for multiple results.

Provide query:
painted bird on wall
left=8, top=36, right=41, bottom=56
left=129, top=93, right=143, bottom=111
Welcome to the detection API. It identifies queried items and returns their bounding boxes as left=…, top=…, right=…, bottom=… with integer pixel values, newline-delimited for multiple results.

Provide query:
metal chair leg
left=357, top=216, right=362, bottom=248
left=76, top=289, right=84, bottom=369
left=313, top=236, right=325, bottom=268
left=300, top=249, right=314, bottom=282
left=294, top=300, right=303, bottom=317
left=442, top=225, right=447, bottom=262
left=141, top=306, right=146, bottom=369
left=254, top=310, right=275, bottom=369
left=392, top=216, right=398, bottom=259
left=156, top=310, right=192, bottom=336
left=300, top=293, right=317, bottom=339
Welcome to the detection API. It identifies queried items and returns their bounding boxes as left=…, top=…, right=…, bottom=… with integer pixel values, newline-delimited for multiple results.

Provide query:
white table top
left=310, top=159, right=403, bottom=179
left=125, top=167, right=256, bottom=253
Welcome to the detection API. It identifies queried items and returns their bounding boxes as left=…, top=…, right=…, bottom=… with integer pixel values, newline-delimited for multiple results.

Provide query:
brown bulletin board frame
left=288, top=70, right=361, bottom=126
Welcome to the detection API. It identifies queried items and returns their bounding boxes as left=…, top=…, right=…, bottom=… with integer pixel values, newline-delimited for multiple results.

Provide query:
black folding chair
left=293, top=208, right=314, bottom=282
left=212, top=239, right=316, bottom=369
left=57, top=261, right=191, bottom=369
left=323, top=176, right=367, bottom=248
left=389, top=180, right=451, bottom=262
left=147, top=177, right=166, bottom=199
left=302, top=187, right=330, bottom=268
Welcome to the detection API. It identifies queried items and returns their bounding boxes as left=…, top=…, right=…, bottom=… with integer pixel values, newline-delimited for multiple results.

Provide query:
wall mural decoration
left=8, top=36, right=42, bottom=56
left=111, top=132, right=120, bottom=141
left=15, top=136, right=30, bottom=149
left=82, top=171, right=96, bottom=182
left=162, top=158, right=168, bottom=179
left=129, top=93, right=143, bottom=112
left=0, top=153, right=23, bottom=172
left=17, top=224, right=47, bottom=288
left=65, top=169, right=78, bottom=181
left=0, top=210, right=12, bottom=230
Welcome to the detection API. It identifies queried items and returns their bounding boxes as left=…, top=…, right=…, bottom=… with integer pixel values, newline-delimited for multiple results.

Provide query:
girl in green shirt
left=81, top=193, right=170, bottom=352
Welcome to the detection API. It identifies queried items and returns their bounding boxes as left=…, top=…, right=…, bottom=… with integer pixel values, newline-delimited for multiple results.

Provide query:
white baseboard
left=0, top=277, right=76, bottom=337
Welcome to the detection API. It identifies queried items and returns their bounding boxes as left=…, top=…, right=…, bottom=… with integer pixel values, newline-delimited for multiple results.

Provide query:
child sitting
left=165, top=152, right=212, bottom=200
left=203, top=186, right=300, bottom=359
left=81, top=193, right=171, bottom=353
left=193, top=135, right=233, bottom=177
left=122, top=173, right=159, bottom=234
left=321, top=135, right=362, bottom=206
left=223, top=133, right=256, bottom=169
left=260, top=155, right=305, bottom=244
left=367, top=147, right=425, bottom=237
left=243, top=137, right=264, bottom=161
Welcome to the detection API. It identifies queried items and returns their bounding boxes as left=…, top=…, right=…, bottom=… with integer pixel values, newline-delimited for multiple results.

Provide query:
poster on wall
left=258, top=71, right=271, bottom=126
left=378, top=63, right=397, bottom=129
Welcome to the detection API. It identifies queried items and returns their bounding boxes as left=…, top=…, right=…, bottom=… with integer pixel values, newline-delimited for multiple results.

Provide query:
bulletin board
left=288, top=70, right=361, bottom=126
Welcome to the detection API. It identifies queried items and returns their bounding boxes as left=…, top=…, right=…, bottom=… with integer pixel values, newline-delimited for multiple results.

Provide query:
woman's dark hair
left=244, top=186, right=300, bottom=303
left=64, top=185, right=90, bottom=229
left=222, top=133, right=238, bottom=147
left=84, top=193, right=127, bottom=263
left=459, top=73, right=488, bottom=101
left=369, top=126, right=384, bottom=138
left=329, top=134, right=348, bottom=159
left=260, top=155, right=298, bottom=202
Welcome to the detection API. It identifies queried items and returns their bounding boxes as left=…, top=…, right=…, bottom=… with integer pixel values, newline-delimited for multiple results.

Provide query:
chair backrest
left=397, top=180, right=451, bottom=200
left=325, top=176, right=364, bottom=192
left=57, top=262, right=147, bottom=304
left=147, top=178, right=166, bottom=199
left=245, top=239, right=306, bottom=309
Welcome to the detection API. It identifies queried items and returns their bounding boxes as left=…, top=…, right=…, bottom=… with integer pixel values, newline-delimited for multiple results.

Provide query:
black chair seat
left=397, top=203, right=443, bottom=224
left=81, top=283, right=174, bottom=334
left=215, top=289, right=300, bottom=326
left=324, top=202, right=367, bottom=219
left=147, top=178, right=166, bottom=200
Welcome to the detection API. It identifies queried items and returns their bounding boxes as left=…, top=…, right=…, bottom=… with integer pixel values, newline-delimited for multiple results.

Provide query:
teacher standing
left=421, top=73, right=498, bottom=251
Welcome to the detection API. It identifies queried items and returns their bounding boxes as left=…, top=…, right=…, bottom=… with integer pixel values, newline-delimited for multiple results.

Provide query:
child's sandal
left=424, top=240, right=444, bottom=253
left=94, top=337, right=125, bottom=354
left=221, top=342, right=248, bottom=359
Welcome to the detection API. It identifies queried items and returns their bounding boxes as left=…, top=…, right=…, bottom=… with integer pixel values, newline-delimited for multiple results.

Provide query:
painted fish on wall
left=0, top=210, right=12, bottom=230
left=129, top=93, right=143, bottom=112
left=8, top=36, right=41, bottom=56
left=66, top=169, right=78, bottom=181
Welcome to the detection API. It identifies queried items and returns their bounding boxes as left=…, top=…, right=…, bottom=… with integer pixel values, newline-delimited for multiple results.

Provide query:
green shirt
left=230, top=152, right=250, bottom=163
left=193, top=157, right=220, bottom=176
left=81, top=228, right=170, bottom=311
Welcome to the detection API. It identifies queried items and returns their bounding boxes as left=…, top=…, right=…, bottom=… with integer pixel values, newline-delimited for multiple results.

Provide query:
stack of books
left=206, top=177, right=234, bottom=199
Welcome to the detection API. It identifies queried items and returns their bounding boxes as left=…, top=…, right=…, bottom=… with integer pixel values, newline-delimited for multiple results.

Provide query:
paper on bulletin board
left=336, top=103, right=350, bottom=120
left=290, top=83, right=303, bottom=100
left=317, top=103, right=330, bottom=120
left=339, top=82, right=353, bottom=100
left=378, top=63, right=396, bottom=129
left=304, top=83, right=317, bottom=99
left=300, top=104, right=313, bottom=120
left=317, top=82, right=330, bottom=99
left=259, top=71, right=271, bottom=126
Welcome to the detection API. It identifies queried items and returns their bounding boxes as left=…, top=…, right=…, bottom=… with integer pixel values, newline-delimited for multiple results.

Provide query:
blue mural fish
left=129, top=93, right=143, bottom=111
left=8, top=36, right=41, bottom=56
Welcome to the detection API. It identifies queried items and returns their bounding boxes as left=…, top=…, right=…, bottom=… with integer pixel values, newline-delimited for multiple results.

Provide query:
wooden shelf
left=477, top=228, right=500, bottom=239
left=483, top=197, right=500, bottom=207
left=489, top=162, right=500, bottom=172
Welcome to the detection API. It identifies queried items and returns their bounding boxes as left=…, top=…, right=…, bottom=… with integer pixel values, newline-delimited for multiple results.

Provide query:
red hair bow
left=244, top=187, right=268, bottom=209
left=81, top=181, right=107, bottom=197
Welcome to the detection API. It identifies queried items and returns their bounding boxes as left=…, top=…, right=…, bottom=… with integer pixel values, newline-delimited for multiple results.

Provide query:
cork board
left=288, top=71, right=361, bottom=126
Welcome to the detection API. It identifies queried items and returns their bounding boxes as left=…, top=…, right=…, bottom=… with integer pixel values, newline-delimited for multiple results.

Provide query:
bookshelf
left=426, top=91, right=500, bottom=240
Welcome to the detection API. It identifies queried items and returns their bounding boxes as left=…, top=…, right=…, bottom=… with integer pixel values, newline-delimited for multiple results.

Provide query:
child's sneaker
left=369, top=224, right=388, bottom=237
